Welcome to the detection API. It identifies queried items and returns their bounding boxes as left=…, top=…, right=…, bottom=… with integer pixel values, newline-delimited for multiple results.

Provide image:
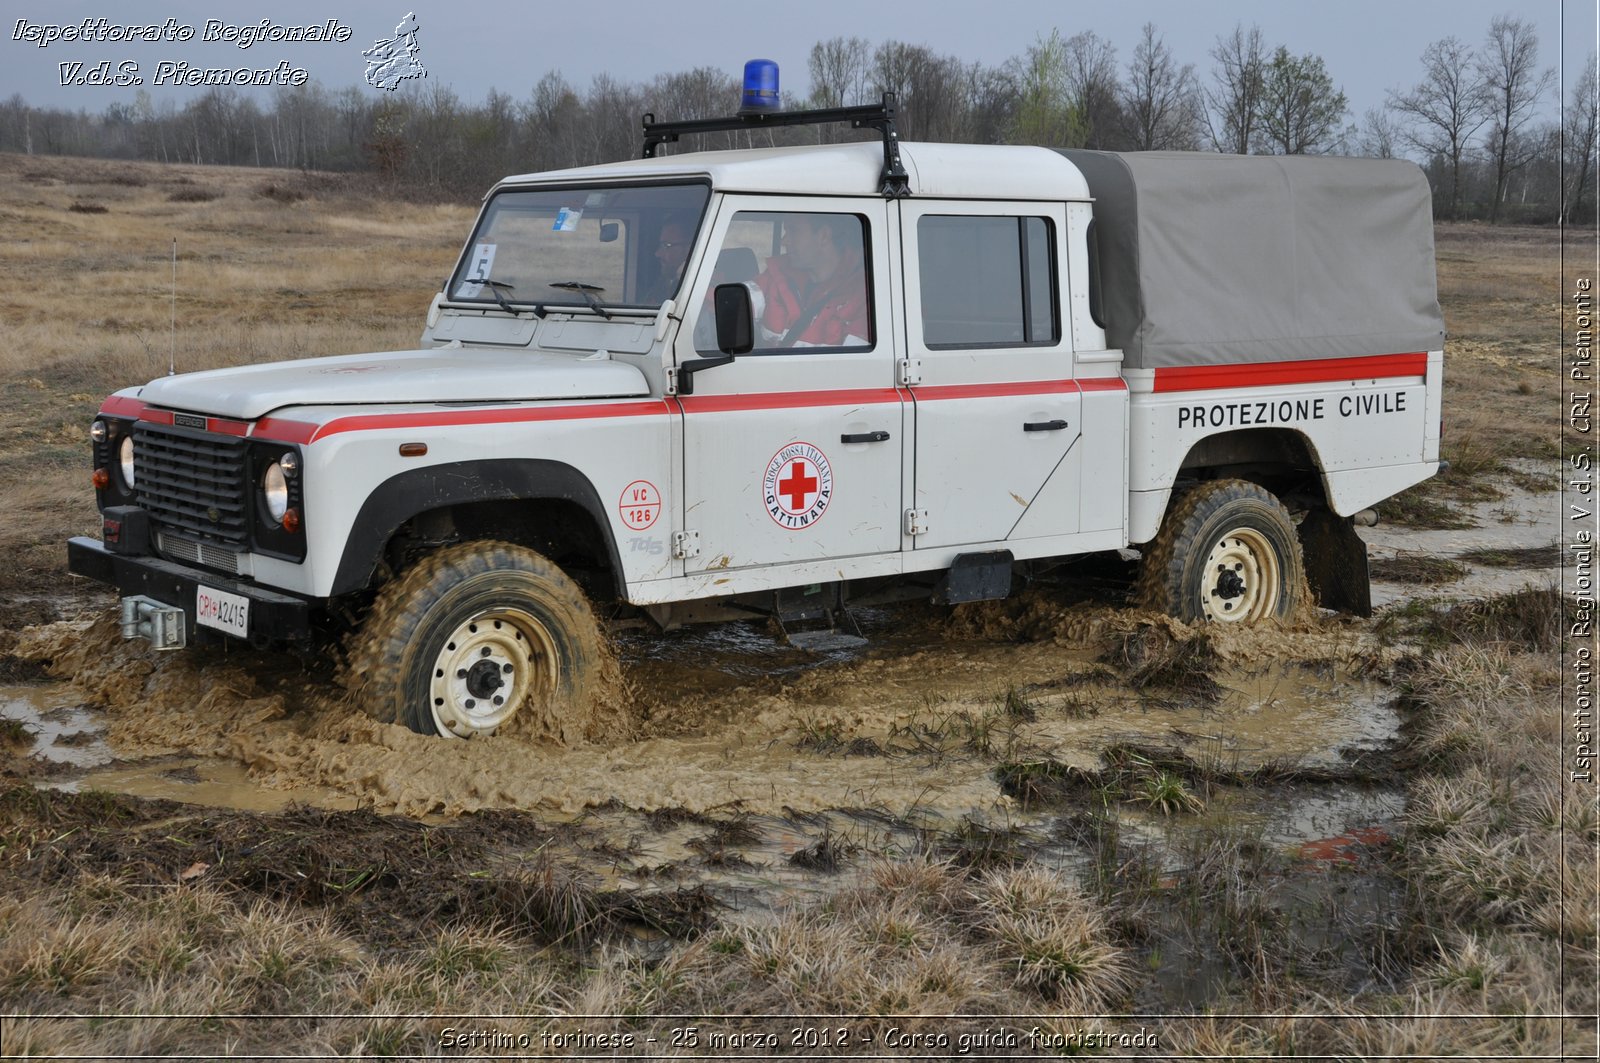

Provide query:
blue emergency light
left=740, top=59, right=780, bottom=112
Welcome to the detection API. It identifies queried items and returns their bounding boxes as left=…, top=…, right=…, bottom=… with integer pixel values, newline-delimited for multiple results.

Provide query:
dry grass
left=1398, top=643, right=1592, bottom=947
left=0, top=152, right=474, bottom=604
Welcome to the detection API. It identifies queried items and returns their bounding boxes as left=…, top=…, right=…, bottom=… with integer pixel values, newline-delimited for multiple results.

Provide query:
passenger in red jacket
left=752, top=214, right=870, bottom=348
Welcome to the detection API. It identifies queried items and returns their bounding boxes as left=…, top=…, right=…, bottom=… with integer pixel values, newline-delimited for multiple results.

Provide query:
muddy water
left=7, top=604, right=1395, bottom=822
left=1, top=683, right=115, bottom=769
left=1366, top=462, right=1561, bottom=606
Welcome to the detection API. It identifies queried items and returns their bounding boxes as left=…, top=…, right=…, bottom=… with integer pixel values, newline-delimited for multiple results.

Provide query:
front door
left=677, top=198, right=902, bottom=573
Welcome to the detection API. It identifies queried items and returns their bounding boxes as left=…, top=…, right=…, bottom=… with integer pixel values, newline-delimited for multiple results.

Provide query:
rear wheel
left=345, top=541, right=604, bottom=738
left=1137, top=480, right=1304, bottom=623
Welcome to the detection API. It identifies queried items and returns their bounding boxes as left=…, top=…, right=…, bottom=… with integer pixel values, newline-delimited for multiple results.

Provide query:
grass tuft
left=1108, top=627, right=1223, bottom=702
left=166, top=186, right=220, bottom=203
left=1370, top=555, right=1469, bottom=584
left=1134, top=769, right=1206, bottom=815
left=0, top=717, right=33, bottom=752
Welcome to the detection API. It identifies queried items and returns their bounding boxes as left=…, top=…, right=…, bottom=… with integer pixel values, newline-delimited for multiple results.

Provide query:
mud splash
left=9, top=600, right=1397, bottom=824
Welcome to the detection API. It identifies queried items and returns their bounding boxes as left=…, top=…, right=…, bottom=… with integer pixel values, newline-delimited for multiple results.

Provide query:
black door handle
left=841, top=430, right=891, bottom=444
left=1023, top=419, right=1069, bottom=432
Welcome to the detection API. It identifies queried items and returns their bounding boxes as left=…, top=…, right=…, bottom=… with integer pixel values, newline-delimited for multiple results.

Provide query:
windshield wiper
left=548, top=281, right=613, bottom=320
left=474, top=277, right=547, bottom=318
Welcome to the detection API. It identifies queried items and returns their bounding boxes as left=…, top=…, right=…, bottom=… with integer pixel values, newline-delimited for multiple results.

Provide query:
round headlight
left=90, top=419, right=108, bottom=444
left=278, top=451, right=298, bottom=478
left=263, top=462, right=289, bottom=523
left=119, top=435, right=135, bottom=489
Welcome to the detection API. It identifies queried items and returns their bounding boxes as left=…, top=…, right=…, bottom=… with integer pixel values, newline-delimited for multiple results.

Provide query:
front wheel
left=1136, top=480, right=1304, bottom=624
left=344, top=541, right=605, bottom=738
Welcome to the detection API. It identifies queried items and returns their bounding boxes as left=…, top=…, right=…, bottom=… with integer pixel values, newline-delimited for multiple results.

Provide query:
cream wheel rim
left=427, top=608, right=557, bottom=738
left=1199, top=528, right=1279, bottom=622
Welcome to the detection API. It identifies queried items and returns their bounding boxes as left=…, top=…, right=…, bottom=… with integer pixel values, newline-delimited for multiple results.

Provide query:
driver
left=642, top=216, right=692, bottom=304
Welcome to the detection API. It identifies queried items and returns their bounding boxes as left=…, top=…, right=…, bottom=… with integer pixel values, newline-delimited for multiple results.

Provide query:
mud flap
left=933, top=550, right=1014, bottom=605
left=1297, top=509, right=1372, bottom=617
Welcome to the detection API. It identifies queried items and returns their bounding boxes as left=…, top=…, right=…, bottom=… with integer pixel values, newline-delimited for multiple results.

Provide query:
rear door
left=898, top=201, right=1083, bottom=549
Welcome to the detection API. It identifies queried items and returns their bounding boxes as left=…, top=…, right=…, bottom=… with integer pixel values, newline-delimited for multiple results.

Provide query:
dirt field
left=0, top=152, right=1589, bottom=1058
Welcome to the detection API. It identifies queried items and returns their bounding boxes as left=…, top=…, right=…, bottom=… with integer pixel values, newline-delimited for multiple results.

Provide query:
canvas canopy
left=1060, top=150, right=1445, bottom=370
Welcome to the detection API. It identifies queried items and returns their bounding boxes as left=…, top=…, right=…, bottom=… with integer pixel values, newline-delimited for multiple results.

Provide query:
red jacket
left=754, top=254, right=870, bottom=347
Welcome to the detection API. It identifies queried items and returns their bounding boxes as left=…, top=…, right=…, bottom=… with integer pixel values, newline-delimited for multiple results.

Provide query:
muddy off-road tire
left=345, top=541, right=604, bottom=738
left=1137, top=479, right=1304, bottom=623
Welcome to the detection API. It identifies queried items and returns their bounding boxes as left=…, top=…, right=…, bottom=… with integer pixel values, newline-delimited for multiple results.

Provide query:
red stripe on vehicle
left=913, top=380, right=1082, bottom=401
left=678, top=388, right=904, bottom=413
left=1152, top=353, right=1428, bottom=393
left=202, top=417, right=250, bottom=437
left=301, top=399, right=674, bottom=442
left=101, top=395, right=154, bottom=420
left=1077, top=377, right=1129, bottom=392
left=250, top=418, right=319, bottom=444
left=99, top=397, right=252, bottom=437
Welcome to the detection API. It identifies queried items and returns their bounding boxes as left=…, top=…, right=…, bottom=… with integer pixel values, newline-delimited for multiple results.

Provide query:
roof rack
left=640, top=93, right=910, bottom=198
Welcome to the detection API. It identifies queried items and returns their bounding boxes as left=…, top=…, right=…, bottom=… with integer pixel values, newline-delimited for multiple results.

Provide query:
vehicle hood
left=135, top=349, right=651, bottom=421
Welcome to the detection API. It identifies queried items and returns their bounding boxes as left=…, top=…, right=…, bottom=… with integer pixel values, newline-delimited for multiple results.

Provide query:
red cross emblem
left=777, top=459, right=819, bottom=511
left=762, top=443, right=833, bottom=529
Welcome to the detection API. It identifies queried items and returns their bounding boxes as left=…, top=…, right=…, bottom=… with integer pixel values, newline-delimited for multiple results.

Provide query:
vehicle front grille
left=133, top=425, right=250, bottom=548
left=155, top=532, right=242, bottom=575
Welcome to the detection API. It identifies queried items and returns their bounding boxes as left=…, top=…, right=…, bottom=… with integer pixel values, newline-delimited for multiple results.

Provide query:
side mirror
left=713, top=282, right=754, bottom=355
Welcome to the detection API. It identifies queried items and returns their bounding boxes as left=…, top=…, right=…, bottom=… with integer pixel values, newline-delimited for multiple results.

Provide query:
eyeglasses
left=657, top=241, right=683, bottom=250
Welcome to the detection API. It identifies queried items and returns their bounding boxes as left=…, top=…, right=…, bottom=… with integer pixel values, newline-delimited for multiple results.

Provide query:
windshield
left=447, top=182, right=710, bottom=311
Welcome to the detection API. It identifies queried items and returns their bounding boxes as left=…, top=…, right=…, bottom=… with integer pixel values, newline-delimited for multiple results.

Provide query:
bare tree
left=1388, top=37, right=1491, bottom=219
left=1255, top=46, right=1347, bottom=154
left=1478, top=15, right=1555, bottom=221
left=808, top=36, right=872, bottom=110
left=1206, top=23, right=1265, bottom=153
left=1565, top=55, right=1599, bottom=224
left=1120, top=22, right=1201, bottom=151
left=966, top=64, right=1019, bottom=145
left=648, top=67, right=742, bottom=151
left=1355, top=105, right=1401, bottom=158
left=525, top=72, right=582, bottom=171
left=1063, top=31, right=1122, bottom=148
left=870, top=40, right=973, bottom=142
left=582, top=73, right=644, bottom=166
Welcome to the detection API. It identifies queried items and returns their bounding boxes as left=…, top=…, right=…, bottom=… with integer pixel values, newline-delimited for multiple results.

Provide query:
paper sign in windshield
left=454, top=242, right=497, bottom=298
left=553, top=207, right=582, bottom=232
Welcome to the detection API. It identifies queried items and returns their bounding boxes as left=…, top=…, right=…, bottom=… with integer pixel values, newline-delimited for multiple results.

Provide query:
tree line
left=0, top=14, right=1590, bottom=223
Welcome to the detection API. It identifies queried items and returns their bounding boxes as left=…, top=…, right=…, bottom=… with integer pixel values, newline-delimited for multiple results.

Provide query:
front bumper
left=66, top=536, right=315, bottom=647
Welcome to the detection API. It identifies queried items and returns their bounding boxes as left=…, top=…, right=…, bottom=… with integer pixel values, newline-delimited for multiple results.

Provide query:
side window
left=917, top=215, right=1059, bottom=348
left=696, top=211, right=873, bottom=353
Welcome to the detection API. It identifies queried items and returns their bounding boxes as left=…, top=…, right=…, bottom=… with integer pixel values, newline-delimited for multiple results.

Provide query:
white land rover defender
left=68, top=90, right=1445, bottom=739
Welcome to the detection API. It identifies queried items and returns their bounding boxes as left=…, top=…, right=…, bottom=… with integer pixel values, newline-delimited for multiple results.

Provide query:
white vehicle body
left=71, top=132, right=1443, bottom=733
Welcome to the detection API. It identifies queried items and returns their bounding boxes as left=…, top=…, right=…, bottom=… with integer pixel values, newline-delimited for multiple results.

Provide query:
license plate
left=195, top=585, right=249, bottom=639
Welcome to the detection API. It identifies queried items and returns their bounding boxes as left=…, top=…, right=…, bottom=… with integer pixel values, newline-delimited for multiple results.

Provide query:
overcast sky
left=2, top=1, right=1593, bottom=134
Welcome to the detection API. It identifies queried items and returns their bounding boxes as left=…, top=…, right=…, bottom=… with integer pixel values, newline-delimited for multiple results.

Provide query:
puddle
left=1122, top=783, right=1407, bottom=1008
left=1, top=683, right=114, bottom=768
left=1011, top=660, right=1397, bottom=775
left=49, top=755, right=360, bottom=813
left=1366, top=462, right=1561, bottom=607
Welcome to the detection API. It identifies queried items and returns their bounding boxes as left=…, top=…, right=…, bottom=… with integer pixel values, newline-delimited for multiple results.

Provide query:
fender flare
left=330, top=459, right=623, bottom=598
